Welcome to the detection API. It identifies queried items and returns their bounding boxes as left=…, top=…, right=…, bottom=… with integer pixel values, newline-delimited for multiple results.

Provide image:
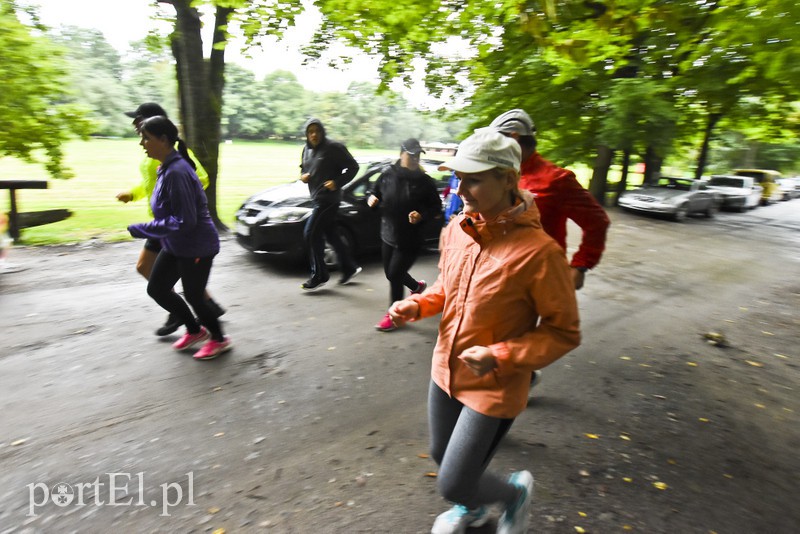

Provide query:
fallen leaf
left=774, top=353, right=787, bottom=359
left=579, top=469, right=590, bottom=477
left=211, top=529, right=225, bottom=534
left=668, top=459, right=677, bottom=465
left=213, top=387, right=222, bottom=392
left=327, top=346, right=336, bottom=351
left=208, top=507, right=220, bottom=514
left=424, top=472, right=438, bottom=478
left=687, top=362, right=698, bottom=367
left=723, top=474, right=734, bottom=479
left=745, top=360, right=764, bottom=367
left=699, top=418, right=710, bottom=423
left=11, top=439, right=27, bottom=446
left=620, top=356, right=632, bottom=361
left=653, top=481, right=668, bottom=490
left=575, top=527, right=586, bottom=533
left=619, top=435, right=631, bottom=441
left=623, top=477, right=633, bottom=483
left=214, top=432, right=225, bottom=437
left=623, top=526, right=633, bottom=531
left=584, top=433, right=600, bottom=439
left=417, top=453, right=429, bottom=458
left=755, top=403, right=765, bottom=409
left=578, top=511, right=587, bottom=517
left=761, top=331, right=774, bottom=336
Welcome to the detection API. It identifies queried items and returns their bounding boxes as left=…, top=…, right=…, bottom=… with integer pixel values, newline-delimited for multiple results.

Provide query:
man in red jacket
left=490, top=109, right=609, bottom=396
left=490, top=109, right=609, bottom=291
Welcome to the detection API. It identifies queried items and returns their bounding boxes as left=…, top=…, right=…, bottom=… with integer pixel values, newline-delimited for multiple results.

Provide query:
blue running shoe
left=431, top=504, right=489, bottom=534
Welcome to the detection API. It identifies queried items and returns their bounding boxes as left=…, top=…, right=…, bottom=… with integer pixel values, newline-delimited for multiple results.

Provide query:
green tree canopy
left=0, top=0, right=92, bottom=178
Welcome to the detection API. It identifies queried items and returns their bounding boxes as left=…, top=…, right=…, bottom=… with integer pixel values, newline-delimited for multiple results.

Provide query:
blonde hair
left=487, top=166, right=521, bottom=204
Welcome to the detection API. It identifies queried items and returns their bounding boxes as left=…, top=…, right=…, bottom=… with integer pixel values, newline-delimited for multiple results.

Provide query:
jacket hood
left=461, top=189, right=541, bottom=243
left=303, top=117, right=326, bottom=145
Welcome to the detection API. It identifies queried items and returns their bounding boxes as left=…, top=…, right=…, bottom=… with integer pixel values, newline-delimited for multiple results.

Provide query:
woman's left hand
left=458, top=346, right=497, bottom=376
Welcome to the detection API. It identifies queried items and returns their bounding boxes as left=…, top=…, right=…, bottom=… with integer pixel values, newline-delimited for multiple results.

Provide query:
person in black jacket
left=299, top=118, right=362, bottom=290
left=368, top=138, right=442, bottom=331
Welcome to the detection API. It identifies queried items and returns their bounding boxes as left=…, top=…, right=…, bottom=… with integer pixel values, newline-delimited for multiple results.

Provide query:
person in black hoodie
left=299, top=118, right=362, bottom=290
left=367, top=138, right=442, bottom=331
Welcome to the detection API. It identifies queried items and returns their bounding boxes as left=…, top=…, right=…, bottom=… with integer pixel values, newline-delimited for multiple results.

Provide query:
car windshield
left=709, top=177, right=744, bottom=188
left=656, top=177, right=693, bottom=191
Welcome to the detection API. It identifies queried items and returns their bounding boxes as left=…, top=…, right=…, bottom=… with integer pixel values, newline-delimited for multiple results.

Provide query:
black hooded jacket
left=371, top=160, right=442, bottom=248
left=300, top=118, right=359, bottom=203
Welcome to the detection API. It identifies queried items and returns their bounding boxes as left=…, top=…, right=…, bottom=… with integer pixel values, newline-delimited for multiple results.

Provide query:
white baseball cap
left=438, top=129, right=522, bottom=173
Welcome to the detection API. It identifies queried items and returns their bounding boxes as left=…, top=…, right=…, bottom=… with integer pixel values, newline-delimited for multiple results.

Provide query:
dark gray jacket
left=300, top=118, right=359, bottom=203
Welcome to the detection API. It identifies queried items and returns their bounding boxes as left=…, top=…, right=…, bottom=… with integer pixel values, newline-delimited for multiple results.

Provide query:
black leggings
left=147, top=251, right=224, bottom=341
left=381, top=241, right=420, bottom=305
left=428, top=381, right=518, bottom=509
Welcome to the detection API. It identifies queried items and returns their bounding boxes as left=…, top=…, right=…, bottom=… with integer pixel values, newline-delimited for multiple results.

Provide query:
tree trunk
left=589, top=145, right=613, bottom=206
left=694, top=112, right=721, bottom=180
left=615, top=149, right=631, bottom=206
left=161, top=0, right=232, bottom=230
left=643, top=146, right=663, bottom=185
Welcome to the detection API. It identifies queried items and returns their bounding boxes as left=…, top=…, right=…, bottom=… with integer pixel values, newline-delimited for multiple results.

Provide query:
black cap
left=401, top=138, right=426, bottom=156
left=124, top=102, right=168, bottom=119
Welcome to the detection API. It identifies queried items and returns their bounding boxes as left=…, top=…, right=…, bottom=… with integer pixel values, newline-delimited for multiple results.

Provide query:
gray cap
left=489, top=109, right=535, bottom=137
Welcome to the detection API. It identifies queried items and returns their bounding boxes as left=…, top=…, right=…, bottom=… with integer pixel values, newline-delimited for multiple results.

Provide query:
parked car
left=704, top=175, right=762, bottom=211
left=618, top=176, right=719, bottom=221
left=775, top=175, right=799, bottom=201
left=235, top=157, right=445, bottom=267
left=732, top=169, right=783, bottom=205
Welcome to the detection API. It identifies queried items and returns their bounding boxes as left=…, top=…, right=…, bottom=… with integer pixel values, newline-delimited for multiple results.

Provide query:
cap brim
left=438, top=156, right=496, bottom=173
left=124, top=111, right=139, bottom=118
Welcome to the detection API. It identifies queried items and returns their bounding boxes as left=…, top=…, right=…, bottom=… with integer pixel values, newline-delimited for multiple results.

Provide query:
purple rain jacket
left=128, top=151, right=219, bottom=258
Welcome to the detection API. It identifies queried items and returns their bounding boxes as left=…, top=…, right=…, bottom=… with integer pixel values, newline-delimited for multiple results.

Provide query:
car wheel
left=673, top=204, right=688, bottom=222
left=704, top=202, right=718, bottom=218
left=323, top=227, right=355, bottom=270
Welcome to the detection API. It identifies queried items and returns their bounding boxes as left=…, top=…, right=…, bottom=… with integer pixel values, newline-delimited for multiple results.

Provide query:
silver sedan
left=619, top=177, right=719, bottom=221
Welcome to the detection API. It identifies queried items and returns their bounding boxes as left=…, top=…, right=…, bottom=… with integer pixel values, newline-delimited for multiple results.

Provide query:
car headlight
left=266, top=206, right=313, bottom=224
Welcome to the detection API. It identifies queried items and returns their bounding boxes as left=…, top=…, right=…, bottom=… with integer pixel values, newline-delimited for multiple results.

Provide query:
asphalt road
left=1, top=201, right=798, bottom=533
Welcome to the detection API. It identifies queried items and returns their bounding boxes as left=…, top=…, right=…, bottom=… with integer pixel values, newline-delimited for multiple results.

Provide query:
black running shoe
left=207, top=298, right=226, bottom=318
left=156, top=314, right=182, bottom=336
left=338, top=266, right=362, bottom=285
left=301, top=277, right=328, bottom=291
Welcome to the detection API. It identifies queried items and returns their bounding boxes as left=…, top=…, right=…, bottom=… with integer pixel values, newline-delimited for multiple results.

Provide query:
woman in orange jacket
left=389, top=129, right=581, bottom=534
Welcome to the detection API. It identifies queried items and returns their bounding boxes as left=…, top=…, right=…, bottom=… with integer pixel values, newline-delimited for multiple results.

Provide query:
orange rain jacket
left=407, top=191, right=581, bottom=419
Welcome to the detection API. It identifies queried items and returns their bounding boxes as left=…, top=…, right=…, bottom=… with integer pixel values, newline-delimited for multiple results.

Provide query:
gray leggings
left=428, top=380, right=519, bottom=509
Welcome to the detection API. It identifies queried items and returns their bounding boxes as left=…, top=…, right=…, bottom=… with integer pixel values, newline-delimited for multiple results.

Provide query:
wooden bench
left=0, top=179, right=72, bottom=241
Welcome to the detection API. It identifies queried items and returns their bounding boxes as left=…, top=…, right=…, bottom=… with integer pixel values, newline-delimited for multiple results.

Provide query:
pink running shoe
left=411, top=280, right=427, bottom=294
left=193, top=336, right=232, bottom=360
left=172, top=328, right=209, bottom=351
left=375, top=313, right=397, bottom=332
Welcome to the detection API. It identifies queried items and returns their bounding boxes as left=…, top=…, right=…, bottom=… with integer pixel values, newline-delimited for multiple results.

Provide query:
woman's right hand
left=388, top=300, right=419, bottom=326
left=116, top=192, right=132, bottom=203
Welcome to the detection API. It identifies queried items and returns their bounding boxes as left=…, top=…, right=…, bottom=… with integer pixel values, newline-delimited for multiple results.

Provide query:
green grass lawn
left=0, top=138, right=390, bottom=245
left=1, top=138, right=641, bottom=246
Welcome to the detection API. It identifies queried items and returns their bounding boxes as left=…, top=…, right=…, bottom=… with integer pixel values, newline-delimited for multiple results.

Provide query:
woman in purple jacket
left=128, top=116, right=230, bottom=360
